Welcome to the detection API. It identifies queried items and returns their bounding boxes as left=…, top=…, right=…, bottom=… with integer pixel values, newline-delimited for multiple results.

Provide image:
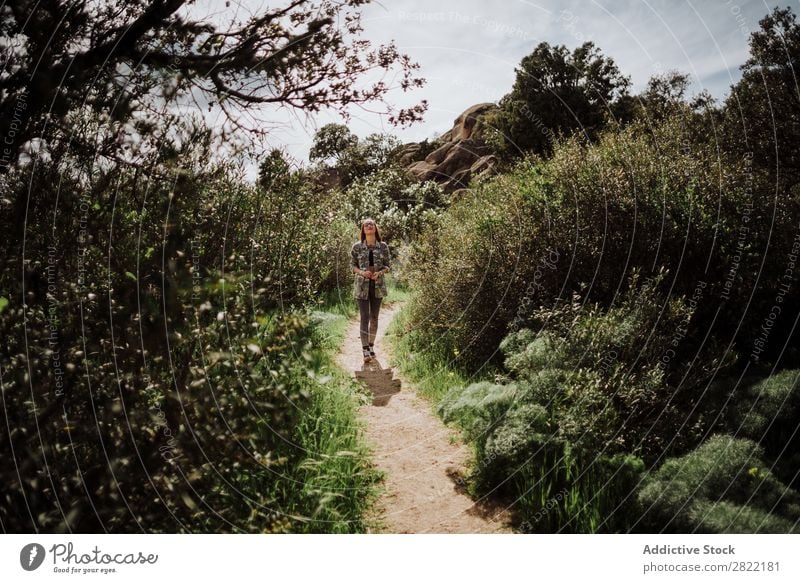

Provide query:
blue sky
left=194, top=0, right=785, bottom=166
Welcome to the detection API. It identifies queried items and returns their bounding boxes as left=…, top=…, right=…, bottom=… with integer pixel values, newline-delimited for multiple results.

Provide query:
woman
left=350, top=217, right=391, bottom=363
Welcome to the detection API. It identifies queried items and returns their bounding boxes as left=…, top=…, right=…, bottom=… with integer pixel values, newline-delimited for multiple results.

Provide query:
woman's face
left=363, top=221, right=376, bottom=233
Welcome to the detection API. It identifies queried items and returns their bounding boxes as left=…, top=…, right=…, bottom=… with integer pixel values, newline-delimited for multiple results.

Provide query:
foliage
left=723, top=7, right=800, bottom=190
left=636, top=435, right=800, bottom=533
left=257, top=149, right=294, bottom=190
left=317, top=214, right=367, bottom=297
left=309, top=124, right=361, bottom=166
left=309, top=124, right=403, bottom=188
left=720, top=370, right=800, bottom=488
left=433, top=275, right=709, bottom=531
left=0, top=3, right=427, bottom=532
left=485, top=41, right=630, bottom=158
left=342, top=167, right=448, bottom=243
left=398, top=5, right=800, bottom=535
left=404, top=110, right=799, bottom=370
left=504, top=273, right=732, bottom=461
left=416, top=267, right=797, bottom=532
left=0, top=121, right=373, bottom=532
left=0, top=0, right=427, bottom=176
left=612, top=71, right=716, bottom=128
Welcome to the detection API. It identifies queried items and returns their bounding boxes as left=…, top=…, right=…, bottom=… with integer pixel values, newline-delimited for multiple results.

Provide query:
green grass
left=384, top=277, right=412, bottom=305
left=268, top=292, right=382, bottom=533
left=385, top=294, right=496, bottom=403
left=313, top=288, right=358, bottom=319
left=289, top=363, right=381, bottom=533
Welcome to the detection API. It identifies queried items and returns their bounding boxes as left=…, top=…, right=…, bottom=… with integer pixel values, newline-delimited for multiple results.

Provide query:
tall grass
left=385, top=295, right=496, bottom=403
left=289, top=361, right=381, bottom=533
left=264, top=294, right=382, bottom=533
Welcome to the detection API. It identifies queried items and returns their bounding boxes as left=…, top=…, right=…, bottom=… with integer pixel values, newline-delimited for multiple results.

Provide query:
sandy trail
left=336, top=300, right=511, bottom=534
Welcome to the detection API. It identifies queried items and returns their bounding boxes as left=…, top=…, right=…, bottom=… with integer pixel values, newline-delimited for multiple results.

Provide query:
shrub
left=0, top=134, right=371, bottom=532
left=433, top=270, right=790, bottom=531
left=636, top=434, right=800, bottom=533
left=723, top=370, right=800, bottom=487
left=404, top=111, right=799, bottom=371
left=342, top=167, right=447, bottom=244
left=435, top=277, right=722, bottom=530
left=318, top=214, right=363, bottom=296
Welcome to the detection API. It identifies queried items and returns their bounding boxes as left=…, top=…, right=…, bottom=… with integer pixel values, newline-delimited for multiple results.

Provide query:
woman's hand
left=358, top=269, right=382, bottom=280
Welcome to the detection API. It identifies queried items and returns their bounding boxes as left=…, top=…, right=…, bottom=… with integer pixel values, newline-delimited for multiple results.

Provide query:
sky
left=191, top=0, right=785, bottom=168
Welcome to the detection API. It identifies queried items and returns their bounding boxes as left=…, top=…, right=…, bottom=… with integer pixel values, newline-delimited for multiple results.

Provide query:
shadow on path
left=355, top=359, right=401, bottom=406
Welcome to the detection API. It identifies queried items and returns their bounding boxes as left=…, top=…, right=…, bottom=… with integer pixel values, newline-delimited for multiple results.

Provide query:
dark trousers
left=357, top=283, right=382, bottom=348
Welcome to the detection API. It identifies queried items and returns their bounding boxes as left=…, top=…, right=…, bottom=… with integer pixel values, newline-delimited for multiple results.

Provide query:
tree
left=309, top=124, right=401, bottom=187
left=610, top=71, right=717, bottom=131
left=258, top=149, right=293, bottom=190
left=309, top=123, right=360, bottom=166
left=638, top=71, right=691, bottom=118
left=723, top=6, right=800, bottom=190
left=360, top=132, right=402, bottom=169
left=487, top=41, right=630, bottom=158
left=0, top=0, right=427, bottom=175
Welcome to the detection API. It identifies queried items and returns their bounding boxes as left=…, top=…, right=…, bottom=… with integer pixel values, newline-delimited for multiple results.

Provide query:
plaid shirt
left=350, top=240, right=391, bottom=300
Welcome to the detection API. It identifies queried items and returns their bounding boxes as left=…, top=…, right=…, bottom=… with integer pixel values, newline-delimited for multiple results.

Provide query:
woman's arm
left=351, top=244, right=364, bottom=276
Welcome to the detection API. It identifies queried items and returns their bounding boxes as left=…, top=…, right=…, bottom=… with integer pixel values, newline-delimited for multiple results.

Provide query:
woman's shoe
left=368, top=344, right=376, bottom=358
left=362, top=348, right=372, bottom=363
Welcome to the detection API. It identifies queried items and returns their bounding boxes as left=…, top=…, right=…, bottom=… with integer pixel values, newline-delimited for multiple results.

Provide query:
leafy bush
left=439, top=373, right=644, bottom=532
left=435, top=277, right=725, bottom=530
left=405, top=109, right=800, bottom=371
left=317, top=214, right=362, bottom=297
left=719, top=370, right=800, bottom=488
left=729, top=370, right=800, bottom=437
left=432, top=270, right=796, bottom=531
left=636, top=435, right=800, bottom=533
left=0, top=130, right=373, bottom=532
left=342, top=167, right=447, bottom=244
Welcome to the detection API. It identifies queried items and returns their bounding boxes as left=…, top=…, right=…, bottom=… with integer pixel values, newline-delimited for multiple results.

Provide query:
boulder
left=470, top=154, right=498, bottom=177
left=424, top=141, right=456, bottom=165
left=394, top=143, right=426, bottom=166
left=398, top=102, right=499, bottom=193
left=450, top=102, right=496, bottom=141
left=407, top=160, right=438, bottom=181
left=436, top=139, right=486, bottom=178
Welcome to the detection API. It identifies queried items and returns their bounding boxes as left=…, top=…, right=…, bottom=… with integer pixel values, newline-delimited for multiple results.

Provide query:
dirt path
left=336, top=300, right=511, bottom=534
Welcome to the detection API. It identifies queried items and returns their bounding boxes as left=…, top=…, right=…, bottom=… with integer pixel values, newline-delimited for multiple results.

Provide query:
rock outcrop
left=399, top=103, right=499, bottom=192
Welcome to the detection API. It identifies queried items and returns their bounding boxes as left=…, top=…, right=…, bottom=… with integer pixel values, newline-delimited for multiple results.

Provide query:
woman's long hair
left=359, top=217, right=382, bottom=243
